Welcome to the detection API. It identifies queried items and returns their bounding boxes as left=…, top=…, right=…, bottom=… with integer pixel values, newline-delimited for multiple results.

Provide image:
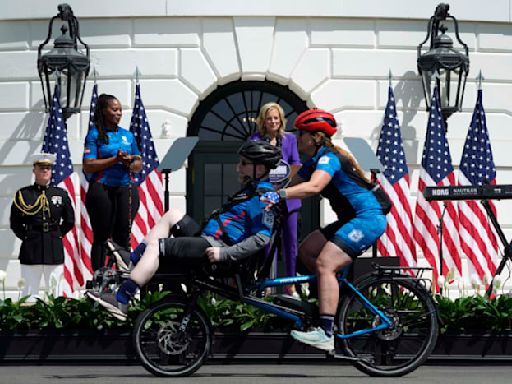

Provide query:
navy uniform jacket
left=10, top=183, right=75, bottom=265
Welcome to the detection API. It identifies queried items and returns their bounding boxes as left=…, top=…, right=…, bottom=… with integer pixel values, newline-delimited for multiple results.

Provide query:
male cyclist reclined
left=86, top=141, right=282, bottom=321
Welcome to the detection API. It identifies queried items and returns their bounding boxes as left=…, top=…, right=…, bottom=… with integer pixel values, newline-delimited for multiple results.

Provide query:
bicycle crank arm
left=328, top=352, right=363, bottom=363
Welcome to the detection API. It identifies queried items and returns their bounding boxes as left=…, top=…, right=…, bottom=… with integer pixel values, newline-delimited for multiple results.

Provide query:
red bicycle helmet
left=294, top=109, right=337, bottom=137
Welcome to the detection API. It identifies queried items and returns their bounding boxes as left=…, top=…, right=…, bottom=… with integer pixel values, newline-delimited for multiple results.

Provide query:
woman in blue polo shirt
left=278, top=109, right=390, bottom=351
left=82, top=94, right=142, bottom=271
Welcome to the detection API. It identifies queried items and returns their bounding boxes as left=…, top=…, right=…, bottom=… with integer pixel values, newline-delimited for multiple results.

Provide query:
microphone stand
left=370, top=168, right=379, bottom=258
left=437, top=203, right=448, bottom=293
left=162, top=168, right=172, bottom=212
left=482, top=199, right=512, bottom=297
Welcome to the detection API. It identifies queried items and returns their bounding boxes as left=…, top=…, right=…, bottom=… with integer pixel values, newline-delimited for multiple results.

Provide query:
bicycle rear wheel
left=337, top=276, right=438, bottom=377
left=133, top=297, right=212, bottom=377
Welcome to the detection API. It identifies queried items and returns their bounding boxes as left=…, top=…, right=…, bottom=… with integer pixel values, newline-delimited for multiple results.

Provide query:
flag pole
left=375, top=72, right=417, bottom=267
left=127, top=67, right=141, bottom=251
left=128, top=70, right=165, bottom=250
left=372, top=70, right=391, bottom=258
left=370, top=164, right=379, bottom=258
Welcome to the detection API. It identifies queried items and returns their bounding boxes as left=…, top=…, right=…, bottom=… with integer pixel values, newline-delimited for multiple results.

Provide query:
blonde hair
left=313, top=132, right=371, bottom=183
left=256, top=102, right=286, bottom=138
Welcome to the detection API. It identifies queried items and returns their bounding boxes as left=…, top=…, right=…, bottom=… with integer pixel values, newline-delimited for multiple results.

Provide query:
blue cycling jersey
left=83, top=126, right=140, bottom=187
left=298, top=146, right=389, bottom=256
left=201, top=181, right=275, bottom=245
left=298, top=146, right=387, bottom=221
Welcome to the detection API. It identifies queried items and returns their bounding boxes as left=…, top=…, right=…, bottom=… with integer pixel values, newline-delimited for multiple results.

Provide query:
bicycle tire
left=337, top=275, right=438, bottom=377
left=133, top=297, right=212, bottom=377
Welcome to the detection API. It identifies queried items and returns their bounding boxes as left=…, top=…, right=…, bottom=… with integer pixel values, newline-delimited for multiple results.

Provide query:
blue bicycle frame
left=241, top=266, right=394, bottom=340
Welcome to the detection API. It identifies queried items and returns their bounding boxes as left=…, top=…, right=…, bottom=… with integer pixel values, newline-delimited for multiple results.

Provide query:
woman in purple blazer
left=250, top=102, right=302, bottom=297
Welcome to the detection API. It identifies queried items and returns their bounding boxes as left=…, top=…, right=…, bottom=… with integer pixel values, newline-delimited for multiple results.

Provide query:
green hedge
left=436, top=294, right=512, bottom=334
left=1, top=292, right=511, bottom=334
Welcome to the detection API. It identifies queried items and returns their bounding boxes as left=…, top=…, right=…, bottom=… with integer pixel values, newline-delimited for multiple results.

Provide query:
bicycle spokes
left=134, top=300, right=211, bottom=377
left=338, top=277, right=438, bottom=377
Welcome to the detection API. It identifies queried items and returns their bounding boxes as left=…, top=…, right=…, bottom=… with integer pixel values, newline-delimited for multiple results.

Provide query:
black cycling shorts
left=319, top=220, right=359, bottom=259
left=170, top=214, right=202, bottom=238
left=158, top=236, right=210, bottom=272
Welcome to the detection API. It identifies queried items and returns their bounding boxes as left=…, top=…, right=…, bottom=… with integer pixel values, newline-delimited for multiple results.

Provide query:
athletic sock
left=319, top=314, right=335, bottom=337
left=130, top=242, right=146, bottom=266
left=116, top=279, right=139, bottom=304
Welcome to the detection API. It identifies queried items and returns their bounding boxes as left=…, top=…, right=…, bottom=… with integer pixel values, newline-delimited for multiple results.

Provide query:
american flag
left=413, top=87, right=462, bottom=287
left=129, top=83, right=164, bottom=248
left=376, top=86, right=416, bottom=268
left=458, top=89, right=498, bottom=285
left=77, top=83, right=97, bottom=284
left=42, top=85, right=84, bottom=296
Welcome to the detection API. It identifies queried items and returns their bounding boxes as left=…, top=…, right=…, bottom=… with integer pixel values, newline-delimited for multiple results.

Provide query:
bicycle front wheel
left=337, top=276, right=438, bottom=377
left=133, top=297, right=212, bottom=377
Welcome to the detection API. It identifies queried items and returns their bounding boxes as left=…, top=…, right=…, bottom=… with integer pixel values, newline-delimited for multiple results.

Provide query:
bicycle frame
left=253, top=267, right=394, bottom=339
left=181, top=265, right=394, bottom=340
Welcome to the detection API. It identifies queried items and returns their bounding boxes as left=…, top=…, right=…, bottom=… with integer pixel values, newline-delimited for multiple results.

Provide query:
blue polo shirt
left=83, top=126, right=140, bottom=187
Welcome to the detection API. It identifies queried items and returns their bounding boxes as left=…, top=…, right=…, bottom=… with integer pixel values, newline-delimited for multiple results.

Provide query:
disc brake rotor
left=373, top=313, right=403, bottom=341
left=157, top=321, right=190, bottom=354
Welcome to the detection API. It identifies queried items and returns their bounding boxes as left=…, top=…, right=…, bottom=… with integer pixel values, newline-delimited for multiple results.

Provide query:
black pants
left=85, top=182, right=140, bottom=271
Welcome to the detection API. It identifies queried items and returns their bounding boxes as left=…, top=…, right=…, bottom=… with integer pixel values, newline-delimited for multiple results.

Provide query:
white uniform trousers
left=19, top=264, right=64, bottom=301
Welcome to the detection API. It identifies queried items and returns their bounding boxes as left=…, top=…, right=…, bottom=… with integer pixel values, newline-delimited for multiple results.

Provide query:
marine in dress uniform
left=9, top=153, right=75, bottom=300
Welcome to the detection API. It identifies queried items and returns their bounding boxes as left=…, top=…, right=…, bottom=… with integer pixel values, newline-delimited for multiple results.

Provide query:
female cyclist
left=278, top=109, right=390, bottom=350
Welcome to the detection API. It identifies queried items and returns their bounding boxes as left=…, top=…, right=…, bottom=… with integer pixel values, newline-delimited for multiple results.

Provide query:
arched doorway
left=186, top=80, right=320, bottom=240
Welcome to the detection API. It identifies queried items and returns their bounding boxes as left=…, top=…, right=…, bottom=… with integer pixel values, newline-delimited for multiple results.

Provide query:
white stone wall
left=1, top=1, right=512, bottom=297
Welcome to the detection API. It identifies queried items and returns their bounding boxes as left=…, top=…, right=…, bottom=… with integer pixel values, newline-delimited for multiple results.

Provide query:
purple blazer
left=249, top=132, right=302, bottom=211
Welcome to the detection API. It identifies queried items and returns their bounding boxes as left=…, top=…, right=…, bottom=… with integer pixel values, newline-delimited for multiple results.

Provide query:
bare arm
left=288, top=173, right=304, bottom=187
left=289, top=164, right=301, bottom=180
left=82, top=157, right=118, bottom=174
left=284, top=169, right=332, bottom=199
left=83, top=152, right=142, bottom=174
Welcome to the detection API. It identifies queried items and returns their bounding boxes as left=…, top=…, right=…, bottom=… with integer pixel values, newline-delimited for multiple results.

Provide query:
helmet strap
left=312, top=133, right=326, bottom=155
left=250, top=164, right=271, bottom=183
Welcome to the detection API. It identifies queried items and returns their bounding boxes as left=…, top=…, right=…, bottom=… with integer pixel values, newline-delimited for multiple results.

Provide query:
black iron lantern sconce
left=417, top=3, right=469, bottom=124
left=37, top=3, right=90, bottom=119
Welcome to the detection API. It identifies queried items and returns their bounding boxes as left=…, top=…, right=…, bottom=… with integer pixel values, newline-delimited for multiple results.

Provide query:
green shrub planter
left=2, top=329, right=512, bottom=362
left=0, top=329, right=137, bottom=361
left=433, top=333, right=512, bottom=359
left=1, top=292, right=512, bottom=361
